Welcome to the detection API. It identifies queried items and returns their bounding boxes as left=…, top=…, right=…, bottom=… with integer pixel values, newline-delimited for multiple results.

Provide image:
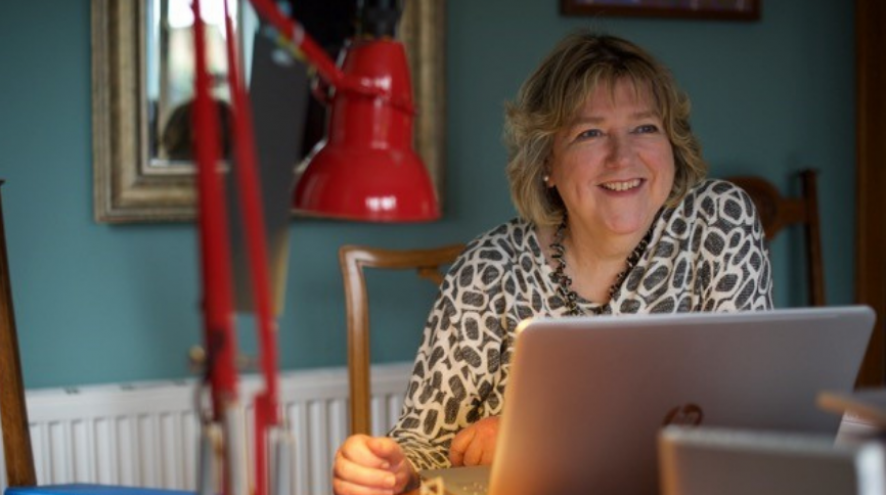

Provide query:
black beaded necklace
left=550, top=215, right=655, bottom=316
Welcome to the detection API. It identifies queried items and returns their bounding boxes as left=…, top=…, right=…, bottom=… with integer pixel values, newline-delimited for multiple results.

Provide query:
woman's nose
left=605, top=135, right=634, bottom=168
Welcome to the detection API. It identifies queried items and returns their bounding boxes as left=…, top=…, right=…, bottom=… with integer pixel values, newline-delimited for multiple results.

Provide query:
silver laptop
left=420, top=306, right=875, bottom=495
left=659, top=426, right=886, bottom=495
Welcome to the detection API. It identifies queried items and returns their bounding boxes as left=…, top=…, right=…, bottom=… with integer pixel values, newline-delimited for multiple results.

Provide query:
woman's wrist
left=398, top=460, right=421, bottom=494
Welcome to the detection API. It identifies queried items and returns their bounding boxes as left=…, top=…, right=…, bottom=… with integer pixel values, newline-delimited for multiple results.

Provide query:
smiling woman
left=330, top=31, right=774, bottom=495
left=91, top=0, right=446, bottom=223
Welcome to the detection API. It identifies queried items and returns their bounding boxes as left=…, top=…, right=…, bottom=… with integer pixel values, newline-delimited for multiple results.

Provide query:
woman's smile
left=599, top=178, right=645, bottom=193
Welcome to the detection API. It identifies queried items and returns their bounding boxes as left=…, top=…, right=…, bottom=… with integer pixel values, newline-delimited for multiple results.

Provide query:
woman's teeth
left=601, top=179, right=642, bottom=192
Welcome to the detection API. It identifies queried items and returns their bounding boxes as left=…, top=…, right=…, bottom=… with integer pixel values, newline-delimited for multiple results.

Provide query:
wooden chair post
left=800, top=170, right=825, bottom=306
left=339, top=244, right=463, bottom=436
left=0, top=180, right=37, bottom=486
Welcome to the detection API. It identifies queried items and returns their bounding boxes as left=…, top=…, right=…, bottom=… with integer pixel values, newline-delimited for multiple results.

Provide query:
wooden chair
left=0, top=182, right=184, bottom=493
left=0, top=180, right=37, bottom=488
left=339, top=243, right=464, bottom=435
left=728, top=170, right=825, bottom=306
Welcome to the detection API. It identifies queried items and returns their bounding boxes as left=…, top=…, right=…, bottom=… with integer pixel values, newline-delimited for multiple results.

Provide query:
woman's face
left=548, top=79, right=675, bottom=238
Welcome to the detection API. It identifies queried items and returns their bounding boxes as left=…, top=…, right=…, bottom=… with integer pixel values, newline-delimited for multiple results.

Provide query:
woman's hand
left=332, top=434, right=418, bottom=495
left=448, top=416, right=501, bottom=467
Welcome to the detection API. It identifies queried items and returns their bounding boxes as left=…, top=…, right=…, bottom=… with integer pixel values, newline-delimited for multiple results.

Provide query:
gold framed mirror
left=92, top=0, right=446, bottom=223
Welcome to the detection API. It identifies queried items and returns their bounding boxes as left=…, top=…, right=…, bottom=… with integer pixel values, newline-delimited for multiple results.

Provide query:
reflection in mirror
left=146, top=0, right=257, bottom=170
left=92, top=0, right=446, bottom=223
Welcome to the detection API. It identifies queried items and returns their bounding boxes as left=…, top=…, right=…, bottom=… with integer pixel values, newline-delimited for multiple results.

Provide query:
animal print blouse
left=390, top=179, right=774, bottom=470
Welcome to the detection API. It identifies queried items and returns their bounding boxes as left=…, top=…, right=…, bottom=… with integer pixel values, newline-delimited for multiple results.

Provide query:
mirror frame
left=92, top=0, right=447, bottom=223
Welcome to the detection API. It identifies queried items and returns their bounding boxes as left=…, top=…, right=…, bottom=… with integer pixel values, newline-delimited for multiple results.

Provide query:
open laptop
left=420, top=306, right=875, bottom=495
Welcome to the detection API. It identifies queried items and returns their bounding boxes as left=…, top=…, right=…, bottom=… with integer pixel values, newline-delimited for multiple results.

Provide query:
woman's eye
left=633, top=124, right=660, bottom=134
left=576, top=129, right=602, bottom=140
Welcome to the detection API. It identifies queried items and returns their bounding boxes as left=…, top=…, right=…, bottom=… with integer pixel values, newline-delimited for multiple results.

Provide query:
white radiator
left=0, top=363, right=412, bottom=495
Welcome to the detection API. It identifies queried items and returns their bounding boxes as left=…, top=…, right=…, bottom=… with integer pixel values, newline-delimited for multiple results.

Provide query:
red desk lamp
left=252, top=0, right=440, bottom=222
left=191, top=3, right=439, bottom=495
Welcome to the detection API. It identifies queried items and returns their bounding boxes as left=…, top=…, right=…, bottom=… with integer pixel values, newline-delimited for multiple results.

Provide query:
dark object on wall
left=560, top=0, right=761, bottom=21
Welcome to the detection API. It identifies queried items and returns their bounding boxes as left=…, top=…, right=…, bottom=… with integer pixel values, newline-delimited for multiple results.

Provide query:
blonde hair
left=505, top=31, right=707, bottom=227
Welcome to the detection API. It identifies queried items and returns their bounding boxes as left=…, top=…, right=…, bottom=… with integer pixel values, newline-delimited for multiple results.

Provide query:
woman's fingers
left=367, top=438, right=418, bottom=493
left=339, top=435, right=397, bottom=468
left=480, top=443, right=496, bottom=466
left=334, top=451, right=397, bottom=488
left=392, top=461, right=417, bottom=493
left=449, top=417, right=500, bottom=467
left=449, top=427, right=476, bottom=466
left=333, top=435, right=416, bottom=495
left=366, top=436, right=407, bottom=466
left=461, top=439, right=484, bottom=466
left=333, top=435, right=399, bottom=495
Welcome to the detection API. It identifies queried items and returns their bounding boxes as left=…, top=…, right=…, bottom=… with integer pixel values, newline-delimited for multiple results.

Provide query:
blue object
left=5, top=486, right=194, bottom=495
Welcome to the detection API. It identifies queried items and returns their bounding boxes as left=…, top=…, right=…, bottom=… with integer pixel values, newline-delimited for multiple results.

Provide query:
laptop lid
left=658, top=425, right=886, bottom=495
left=486, top=306, right=874, bottom=495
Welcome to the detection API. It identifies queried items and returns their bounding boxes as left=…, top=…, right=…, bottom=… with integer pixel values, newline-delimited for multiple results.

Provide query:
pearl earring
left=543, top=174, right=550, bottom=183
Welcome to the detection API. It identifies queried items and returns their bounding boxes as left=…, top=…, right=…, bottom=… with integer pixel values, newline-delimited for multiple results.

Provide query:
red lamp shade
left=292, top=38, right=440, bottom=222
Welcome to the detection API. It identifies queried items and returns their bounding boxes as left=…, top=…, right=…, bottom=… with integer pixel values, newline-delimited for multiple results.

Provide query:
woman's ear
left=542, top=153, right=555, bottom=188
left=543, top=169, right=555, bottom=188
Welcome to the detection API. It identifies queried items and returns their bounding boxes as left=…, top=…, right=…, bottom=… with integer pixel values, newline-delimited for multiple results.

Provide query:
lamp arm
left=247, top=0, right=346, bottom=87
left=221, top=4, right=282, bottom=495
left=246, top=0, right=401, bottom=102
left=192, top=0, right=238, bottom=419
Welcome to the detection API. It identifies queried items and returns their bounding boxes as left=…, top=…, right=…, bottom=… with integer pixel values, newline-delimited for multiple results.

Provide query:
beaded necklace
left=550, top=215, right=655, bottom=316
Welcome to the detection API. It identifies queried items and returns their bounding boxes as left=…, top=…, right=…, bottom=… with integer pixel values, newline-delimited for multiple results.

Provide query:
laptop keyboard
left=447, top=479, right=488, bottom=495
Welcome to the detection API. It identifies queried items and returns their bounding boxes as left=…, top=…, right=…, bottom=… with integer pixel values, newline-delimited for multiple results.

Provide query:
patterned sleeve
left=696, top=181, right=774, bottom=311
left=388, top=241, right=509, bottom=470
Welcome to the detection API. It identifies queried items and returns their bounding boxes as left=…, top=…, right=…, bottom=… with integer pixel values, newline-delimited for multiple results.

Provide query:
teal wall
left=0, top=1, right=855, bottom=389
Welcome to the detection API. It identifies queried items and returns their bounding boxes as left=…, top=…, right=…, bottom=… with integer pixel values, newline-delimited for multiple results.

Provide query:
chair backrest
left=339, top=243, right=464, bottom=435
left=0, top=180, right=37, bottom=487
left=728, top=169, right=824, bottom=306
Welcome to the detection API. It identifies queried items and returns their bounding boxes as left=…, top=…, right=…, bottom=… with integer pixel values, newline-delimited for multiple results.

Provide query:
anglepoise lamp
left=190, top=2, right=440, bottom=495
left=283, top=0, right=440, bottom=222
